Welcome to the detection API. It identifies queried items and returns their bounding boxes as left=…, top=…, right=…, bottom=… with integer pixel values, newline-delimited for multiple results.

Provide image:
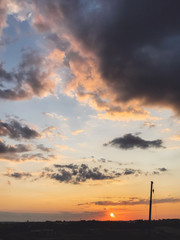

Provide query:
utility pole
left=149, top=181, right=154, bottom=222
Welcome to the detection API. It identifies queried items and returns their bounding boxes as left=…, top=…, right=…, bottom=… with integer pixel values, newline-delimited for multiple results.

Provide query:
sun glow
left=110, top=212, right=115, bottom=218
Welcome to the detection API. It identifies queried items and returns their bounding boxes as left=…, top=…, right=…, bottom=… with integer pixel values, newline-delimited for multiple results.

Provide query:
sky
left=0, top=0, right=180, bottom=221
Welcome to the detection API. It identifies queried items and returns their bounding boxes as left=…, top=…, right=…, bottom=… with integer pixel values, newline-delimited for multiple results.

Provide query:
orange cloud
left=72, top=129, right=83, bottom=135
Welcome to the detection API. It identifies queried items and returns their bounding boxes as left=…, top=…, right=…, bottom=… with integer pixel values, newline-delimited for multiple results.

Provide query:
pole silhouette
left=149, top=181, right=153, bottom=222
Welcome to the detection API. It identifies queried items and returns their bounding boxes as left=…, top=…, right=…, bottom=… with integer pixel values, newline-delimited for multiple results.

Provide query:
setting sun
left=110, top=213, right=115, bottom=218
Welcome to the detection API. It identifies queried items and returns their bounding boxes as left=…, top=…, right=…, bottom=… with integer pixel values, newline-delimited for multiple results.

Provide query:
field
left=0, top=219, right=180, bottom=240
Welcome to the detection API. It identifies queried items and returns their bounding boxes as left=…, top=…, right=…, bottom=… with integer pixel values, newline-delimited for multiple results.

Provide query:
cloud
left=72, top=129, right=83, bottom=135
left=158, top=167, right=167, bottom=172
left=0, top=140, right=30, bottom=154
left=3, top=171, right=32, bottom=179
left=43, top=164, right=168, bottom=184
left=43, top=163, right=121, bottom=184
left=0, top=145, right=54, bottom=162
left=2, top=0, right=180, bottom=118
left=143, top=122, right=156, bottom=128
left=104, top=133, right=164, bottom=150
left=19, top=153, right=55, bottom=162
left=42, top=126, right=66, bottom=139
left=43, top=112, right=67, bottom=121
left=37, top=144, right=52, bottom=152
left=26, top=0, right=180, bottom=118
left=62, top=1, right=180, bottom=114
left=45, top=33, right=70, bottom=51
left=0, top=0, right=8, bottom=36
left=123, top=168, right=141, bottom=175
left=0, top=49, right=58, bottom=100
left=0, top=119, right=40, bottom=139
left=79, top=197, right=180, bottom=207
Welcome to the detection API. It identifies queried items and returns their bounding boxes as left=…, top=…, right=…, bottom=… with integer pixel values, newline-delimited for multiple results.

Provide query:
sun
left=110, top=212, right=115, bottom=218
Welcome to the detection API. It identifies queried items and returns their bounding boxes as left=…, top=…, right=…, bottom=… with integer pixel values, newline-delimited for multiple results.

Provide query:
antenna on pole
left=149, top=181, right=154, bottom=222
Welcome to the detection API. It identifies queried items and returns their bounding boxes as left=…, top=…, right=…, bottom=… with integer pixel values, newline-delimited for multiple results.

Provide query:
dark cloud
left=158, top=167, right=167, bottom=172
left=0, top=119, right=40, bottom=139
left=0, top=141, right=30, bottom=154
left=123, top=168, right=141, bottom=175
left=47, top=164, right=121, bottom=184
left=104, top=133, right=164, bottom=149
left=153, top=168, right=168, bottom=175
left=0, top=63, right=12, bottom=81
left=58, top=0, right=180, bottom=113
left=0, top=50, right=56, bottom=100
left=45, top=33, right=70, bottom=51
left=80, top=197, right=180, bottom=206
left=4, top=172, right=32, bottom=179
left=32, top=0, right=180, bottom=114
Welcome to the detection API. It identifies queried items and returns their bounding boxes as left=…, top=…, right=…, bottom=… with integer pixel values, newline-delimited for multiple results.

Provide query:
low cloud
left=79, top=197, right=180, bottom=207
left=0, top=119, right=40, bottom=139
left=158, top=168, right=167, bottom=172
left=4, top=171, right=32, bottom=179
left=104, top=133, right=164, bottom=150
left=3, top=163, right=167, bottom=183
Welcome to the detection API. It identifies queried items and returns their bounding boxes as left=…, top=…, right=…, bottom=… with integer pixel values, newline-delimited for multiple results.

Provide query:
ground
left=0, top=219, right=180, bottom=240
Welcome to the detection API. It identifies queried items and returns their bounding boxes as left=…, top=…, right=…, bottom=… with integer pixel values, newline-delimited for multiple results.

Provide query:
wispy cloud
left=42, top=126, right=66, bottom=140
left=143, top=122, right=156, bottom=128
left=79, top=197, right=180, bottom=207
left=72, top=129, right=83, bottom=135
left=43, top=112, right=67, bottom=121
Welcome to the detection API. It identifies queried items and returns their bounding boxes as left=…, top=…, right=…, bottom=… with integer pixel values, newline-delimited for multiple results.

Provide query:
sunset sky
left=0, top=0, right=180, bottom=221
